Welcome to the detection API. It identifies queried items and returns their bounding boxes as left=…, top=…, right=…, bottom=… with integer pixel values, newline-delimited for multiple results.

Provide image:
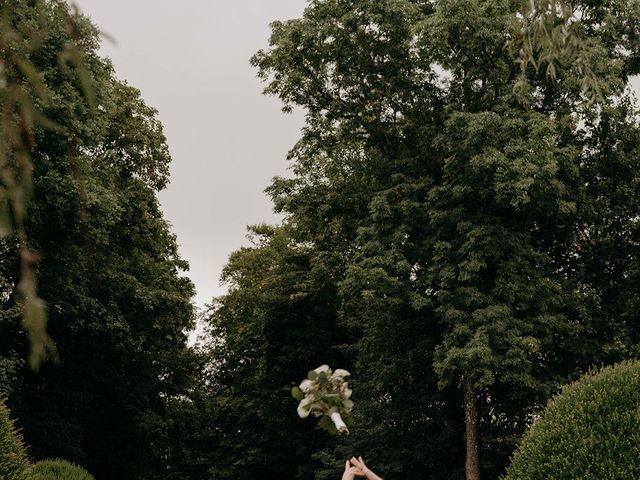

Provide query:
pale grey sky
left=74, top=0, right=307, bottom=307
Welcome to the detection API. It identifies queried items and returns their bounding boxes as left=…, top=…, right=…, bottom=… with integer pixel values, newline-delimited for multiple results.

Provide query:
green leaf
left=291, top=386, right=304, bottom=401
left=317, top=415, right=337, bottom=435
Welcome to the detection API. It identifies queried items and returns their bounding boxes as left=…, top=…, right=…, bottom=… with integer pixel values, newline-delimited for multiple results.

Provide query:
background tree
left=0, top=400, right=29, bottom=480
left=240, top=1, right=640, bottom=479
left=0, top=0, right=93, bottom=368
left=0, top=2, right=199, bottom=479
left=201, top=225, right=344, bottom=480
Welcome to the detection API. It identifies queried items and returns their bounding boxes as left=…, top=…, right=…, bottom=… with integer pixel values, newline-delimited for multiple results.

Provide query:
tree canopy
left=0, top=1, right=198, bottom=479
left=202, top=0, right=640, bottom=479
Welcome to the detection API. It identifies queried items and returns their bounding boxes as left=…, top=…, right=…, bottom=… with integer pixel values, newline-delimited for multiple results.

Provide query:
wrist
left=364, top=470, right=381, bottom=480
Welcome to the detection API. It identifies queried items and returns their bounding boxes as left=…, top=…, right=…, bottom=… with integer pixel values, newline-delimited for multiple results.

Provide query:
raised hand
left=342, top=460, right=364, bottom=480
left=350, top=457, right=383, bottom=480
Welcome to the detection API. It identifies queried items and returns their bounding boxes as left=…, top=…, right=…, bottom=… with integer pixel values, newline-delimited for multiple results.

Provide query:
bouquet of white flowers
left=292, top=365, right=354, bottom=435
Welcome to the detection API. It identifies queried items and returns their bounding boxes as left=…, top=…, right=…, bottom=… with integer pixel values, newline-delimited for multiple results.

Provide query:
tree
left=0, top=400, right=29, bottom=480
left=250, top=1, right=640, bottom=478
left=201, top=225, right=344, bottom=479
left=0, top=0, right=93, bottom=368
left=0, top=2, right=199, bottom=479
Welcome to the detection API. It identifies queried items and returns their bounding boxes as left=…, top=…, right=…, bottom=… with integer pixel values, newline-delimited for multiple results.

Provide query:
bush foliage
left=32, top=459, right=95, bottom=480
left=0, top=401, right=29, bottom=480
left=504, top=361, right=640, bottom=480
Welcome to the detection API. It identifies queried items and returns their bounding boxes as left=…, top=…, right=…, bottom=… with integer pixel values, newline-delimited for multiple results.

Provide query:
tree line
left=1, top=1, right=640, bottom=480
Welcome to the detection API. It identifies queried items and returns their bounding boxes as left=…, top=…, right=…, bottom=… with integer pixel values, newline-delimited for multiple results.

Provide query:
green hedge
left=504, top=360, right=640, bottom=480
left=0, top=400, right=30, bottom=480
left=32, top=459, right=95, bottom=480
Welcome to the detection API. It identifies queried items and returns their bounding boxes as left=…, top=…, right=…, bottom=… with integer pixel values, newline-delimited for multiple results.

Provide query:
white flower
left=299, top=379, right=313, bottom=392
left=341, top=386, right=353, bottom=399
left=297, top=397, right=313, bottom=418
left=314, top=364, right=331, bottom=374
left=332, top=369, right=350, bottom=379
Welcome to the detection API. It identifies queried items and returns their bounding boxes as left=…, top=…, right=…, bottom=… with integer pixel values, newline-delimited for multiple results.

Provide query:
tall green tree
left=244, top=1, right=640, bottom=479
left=0, top=2, right=199, bottom=479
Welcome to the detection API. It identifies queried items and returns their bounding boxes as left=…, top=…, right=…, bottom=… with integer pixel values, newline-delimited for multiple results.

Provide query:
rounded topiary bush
left=504, top=360, right=640, bottom=480
left=0, top=400, right=30, bottom=480
left=32, top=459, right=95, bottom=480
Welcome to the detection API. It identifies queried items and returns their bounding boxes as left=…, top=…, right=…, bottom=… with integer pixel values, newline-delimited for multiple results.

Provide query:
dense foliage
left=201, top=1, right=640, bottom=479
left=0, top=1, right=199, bottom=479
left=32, top=459, right=96, bottom=480
left=504, top=361, right=640, bottom=480
left=0, top=401, right=29, bottom=480
left=199, top=225, right=344, bottom=480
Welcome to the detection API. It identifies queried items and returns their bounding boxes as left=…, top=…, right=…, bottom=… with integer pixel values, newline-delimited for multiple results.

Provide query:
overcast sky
left=74, top=0, right=307, bottom=307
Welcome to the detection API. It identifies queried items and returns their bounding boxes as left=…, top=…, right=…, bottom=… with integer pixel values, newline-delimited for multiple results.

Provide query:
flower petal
left=332, top=369, right=350, bottom=378
left=314, top=364, right=330, bottom=374
left=297, top=398, right=312, bottom=418
left=299, top=379, right=313, bottom=392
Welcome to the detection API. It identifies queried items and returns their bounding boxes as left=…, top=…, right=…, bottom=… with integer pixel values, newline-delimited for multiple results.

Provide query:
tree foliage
left=0, top=400, right=29, bottom=480
left=32, top=459, right=96, bottom=480
left=199, top=225, right=344, bottom=479
left=0, top=2, right=198, bottom=479
left=0, top=0, right=98, bottom=368
left=201, top=1, right=640, bottom=479
left=504, top=361, right=640, bottom=480
left=2, top=1, right=639, bottom=479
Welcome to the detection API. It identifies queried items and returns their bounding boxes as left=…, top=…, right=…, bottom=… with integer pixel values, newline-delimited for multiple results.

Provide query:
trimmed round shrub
left=504, top=360, right=640, bottom=480
left=32, top=459, right=95, bottom=480
left=0, top=400, right=30, bottom=480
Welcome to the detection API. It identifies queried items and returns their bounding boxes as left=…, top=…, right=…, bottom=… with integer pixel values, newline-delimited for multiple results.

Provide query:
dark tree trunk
left=463, top=374, right=481, bottom=480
